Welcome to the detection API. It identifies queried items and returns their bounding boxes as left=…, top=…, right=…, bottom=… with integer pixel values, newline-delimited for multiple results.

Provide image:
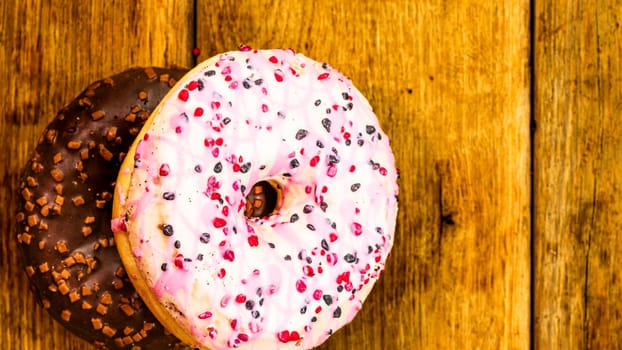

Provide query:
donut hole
left=244, top=180, right=280, bottom=218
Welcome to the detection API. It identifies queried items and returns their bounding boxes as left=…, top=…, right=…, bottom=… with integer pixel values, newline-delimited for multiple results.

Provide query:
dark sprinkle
left=351, top=183, right=361, bottom=192
left=283, top=172, right=292, bottom=177
left=345, top=139, right=352, bottom=146
left=298, top=251, right=304, bottom=260
left=325, top=108, right=332, bottom=114
left=290, top=159, right=300, bottom=169
left=344, top=253, right=356, bottom=263
left=134, top=159, right=142, bottom=168
left=214, top=162, right=222, bottom=173
left=357, top=139, right=364, bottom=146
left=290, top=214, right=299, bottom=223
left=245, top=300, right=255, bottom=310
left=322, top=63, right=329, bottom=69
left=320, top=202, right=328, bottom=212
left=161, top=263, right=167, bottom=271
left=200, top=232, right=211, bottom=244
left=259, top=298, right=264, bottom=306
left=300, top=306, right=307, bottom=314
left=162, top=224, right=174, bottom=236
left=268, top=243, right=275, bottom=248
left=376, top=227, right=384, bottom=234
left=223, top=117, right=231, bottom=125
left=311, top=316, right=318, bottom=323
left=256, top=288, right=263, bottom=297
left=328, top=154, right=340, bottom=164
left=316, top=140, right=324, bottom=148
left=323, top=294, right=333, bottom=306
left=306, top=224, right=315, bottom=231
left=277, top=111, right=286, bottom=119
left=368, top=245, right=374, bottom=254
left=251, top=310, right=260, bottom=319
left=328, top=329, right=333, bottom=335
left=184, top=257, right=192, bottom=262
left=342, top=92, right=349, bottom=100
left=259, top=165, right=266, bottom=170
left=322, top=118, right=331, bottom=132
left=232, top=227, right=237, bottom=234
left=321, top=239, right=329, bottom=251
left=295, top=129, right=309, bottom=140
left=174, top=240, right=181, bottom=249
left=378, top=133, right=382, bottom=140
left=194, top=164, right=202, bottom=173
left=197, top=254, right=204, bottom=261
left=242, top=80, right=251, bottom=89
left=254, top=78, right=263, bottom=86
left=314, top=99, right=322, bottom=106
left=303, top=205, right=314, bottom=214
left=163, top=192, right=175, bottom=200
left=180, top=112, right=189, bottom=121
left=366, top=125, right=376, bottom=134
left=331, top=222, right=337, bottom=229
left=337, top=285, right=344, bottom=292
left=284, top=255, right=292, bottom=261
left=306, top=256, right=312, bottom=264
left=333, top=306, right=342, bottom=318
left=240, top=162, right=251, bottom=173
left=347, top=102, right=354, bottom=110
left=205, top=70, right=216, bottom=77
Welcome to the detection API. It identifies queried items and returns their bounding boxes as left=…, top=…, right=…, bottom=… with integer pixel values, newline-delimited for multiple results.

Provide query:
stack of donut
left=16, top=48, right=398, bottom=350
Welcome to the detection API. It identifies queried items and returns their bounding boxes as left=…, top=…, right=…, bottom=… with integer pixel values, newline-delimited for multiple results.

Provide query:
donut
left=15, top=67, right=188, bottom=349
left=112, top=48, right=399, bottom=350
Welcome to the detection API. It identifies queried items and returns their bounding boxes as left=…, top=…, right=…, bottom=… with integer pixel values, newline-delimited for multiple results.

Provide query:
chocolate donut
left=15, top=67, right=188, bottom=349
left=112, top=49, right=399, bottom=349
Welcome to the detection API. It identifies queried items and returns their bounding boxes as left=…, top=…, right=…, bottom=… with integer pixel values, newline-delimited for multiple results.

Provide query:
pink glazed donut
left=112, top=48, right=399, bottom=350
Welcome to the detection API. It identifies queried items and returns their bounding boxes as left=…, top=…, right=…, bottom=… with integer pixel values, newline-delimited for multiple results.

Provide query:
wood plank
left=534, top=1, right=622, bottom=349
left=196, top=1, right=531, bottom=349
left=0, top=1, right=193, bottom=349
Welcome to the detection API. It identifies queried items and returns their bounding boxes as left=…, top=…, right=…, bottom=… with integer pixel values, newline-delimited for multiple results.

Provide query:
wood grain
left=0, top=1, right=193, bottom=349
left=197, top=1, right=531, bottom=349
left=534, top=1, right=622, bottom=349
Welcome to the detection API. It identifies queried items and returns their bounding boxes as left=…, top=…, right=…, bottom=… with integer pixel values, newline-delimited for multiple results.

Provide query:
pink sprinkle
left=220, top=295, right=231, bottom=307
left=269, top=55, right=278, bottom=64
left=329, top=233, right=338, bottom=242
left=303, top=265, right=315, bottom=277
left=313, top=289, right=322, bottom=300
left=194, top=107, right=204, bottom=117
left=204, top=138, right=214, bottom=147
left=318, top=72, right=329, bottom=80
left=343, top=132, right=351, bottom=140
left=349, top=165, right=356, bottom=172
left=351, top=222, right=362, bottom=236
left=310, top=155, right=320, bottom=167
left=218, top=268, right=226, bottom=278
left=295, top=279, right=306, bottom=293
left=327, top=164, right=337, bottom=177
left=379, top=167, right=388, bottom=176
left=248, top=235, right=259, bottom=247
left=159, top=164, right=170, bottom=176
left=215, top=138, right=224, bottom=146
left=289, top=331, right=300, bottom=341
left=239, top=44, right=252, bottom=52
left=222, top=206, right=229, bottom=216
left=253, top=269, right=260, bottom=275
left=178, top=89, right=189, bottom=101
left=212, top=218, right=227, bottom=228
left=212, top=148, right=220, bottom=157
left=321, top=186, right=328, bottom=193
left=192, top=47, right=201, bottom=57
left=235, top=294, right=247, bottom=303
left=238, top=333, right=249, bottom=342
left=188, top=80, right=199, bottom=91
left=318, top=266, right=323, bottom=273
left=223, top=250, right=235, bottom=261
left=233, top=163, right=241, bottom=172
left=315, top=306, right=322, bottom=314
left=274, top=70, right=284, bottom=82
left=198, top=311, right=213, bottom=319
left=175, top=126, right=182, bottom=134
left=277, top=331, right=290, bottom=343
left=174, top=254, right=184, bottom=269
left=211, top=101, right=221, bottom=110
left=221, top=66, right=232, bottom=75
left=261, top=104, right=269, bottom=113
left=229, top=81, right=239, bottom=89
left=143, top=133, right=149, bottom=141
left=209, top=328, right=218, bottom=339
left=305, top=185, right=313, bottom=194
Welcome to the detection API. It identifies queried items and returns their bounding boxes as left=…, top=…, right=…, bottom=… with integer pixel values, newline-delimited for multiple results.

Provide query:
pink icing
left=117, top=48, right=398, bottom=350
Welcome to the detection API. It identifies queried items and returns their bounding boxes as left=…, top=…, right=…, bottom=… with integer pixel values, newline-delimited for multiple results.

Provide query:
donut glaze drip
left=114, top=49, right=399, bottom=349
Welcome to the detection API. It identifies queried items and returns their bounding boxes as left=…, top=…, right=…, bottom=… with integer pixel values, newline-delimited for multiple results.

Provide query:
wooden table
left=1, top=1, right=620, bottom=349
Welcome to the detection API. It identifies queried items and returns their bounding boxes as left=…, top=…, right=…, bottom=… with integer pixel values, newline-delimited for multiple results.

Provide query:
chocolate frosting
left=15, top=67, right=188, bottom=349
